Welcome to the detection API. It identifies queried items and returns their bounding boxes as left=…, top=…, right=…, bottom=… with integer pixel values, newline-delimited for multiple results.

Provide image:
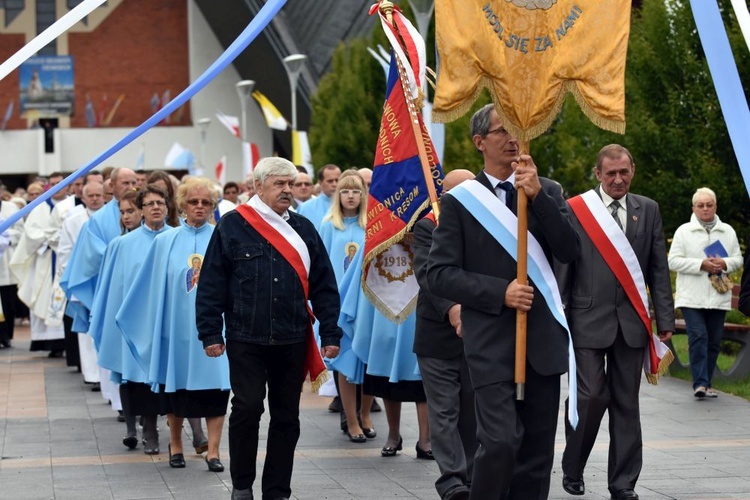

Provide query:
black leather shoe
left=328, top=396, right=342, bottom=412
left=122, top=435, right=138, bottom=450
left=362, top=427, right=377, bottom=439
left=444, top=485, right=470, bottom=500
left=611, top=489, right=638, bottom=500
left=230, top=488, right=253, bottom=500
left=143, top=439, right=160, bottom=455
left=415, top=443, right=435, bottom=460
left=206, top=456, right=224, bottom=472
left=381, top=437, right=403, bottom=457
left=370, top=398, right=382, bottom=412
left=168, top=444, right=186, bottom=468
left=346, top=431, right=367, bottom=443
left=193, top=439, right=208, bottom=454
left=562, top=475, right=585, bottom=496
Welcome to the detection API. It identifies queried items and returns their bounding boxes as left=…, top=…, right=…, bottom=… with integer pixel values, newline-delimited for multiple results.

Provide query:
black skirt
left=362, top=373, right=426, bottom=403
left=164, top=388, right=230, bottom=418
left=123, top=382, right=169, bottom=415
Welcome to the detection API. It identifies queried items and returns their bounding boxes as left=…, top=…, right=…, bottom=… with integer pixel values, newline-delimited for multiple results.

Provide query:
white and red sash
left=236, top=197, right=327, bottom=392
left=567, top=190, right=673, bottom=384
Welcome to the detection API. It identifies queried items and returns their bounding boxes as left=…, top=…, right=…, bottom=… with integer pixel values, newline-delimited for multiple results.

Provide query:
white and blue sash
left=449, top=180, right=578, bottom=428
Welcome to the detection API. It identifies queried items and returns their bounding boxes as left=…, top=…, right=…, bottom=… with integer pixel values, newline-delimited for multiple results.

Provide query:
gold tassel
left=310, top=370, right=329, bottom=393
left=645, top=349, right=675, bottom=386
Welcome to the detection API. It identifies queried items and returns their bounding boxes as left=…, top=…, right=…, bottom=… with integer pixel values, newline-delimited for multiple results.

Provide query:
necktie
left=610, top=200, right=624, bottom=231
left=497, top=182, right=514, bottom=209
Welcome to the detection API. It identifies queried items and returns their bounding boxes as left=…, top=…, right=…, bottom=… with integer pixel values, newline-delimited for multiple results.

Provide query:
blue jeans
left=680, top=308, right=726, bottom=389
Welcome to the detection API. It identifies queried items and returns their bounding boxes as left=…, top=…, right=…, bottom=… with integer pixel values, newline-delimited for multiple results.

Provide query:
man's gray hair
left=470, top=103, right=495, bottom=139
left=253, top=157, right=298, bottom=185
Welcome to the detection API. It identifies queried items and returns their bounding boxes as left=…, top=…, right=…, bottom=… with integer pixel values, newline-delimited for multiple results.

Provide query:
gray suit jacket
left=557, top=186, right=675, bottom=349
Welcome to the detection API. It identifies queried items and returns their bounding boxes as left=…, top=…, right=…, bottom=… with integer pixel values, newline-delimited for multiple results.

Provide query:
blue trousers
left=680, top=308, right=726, bottom=389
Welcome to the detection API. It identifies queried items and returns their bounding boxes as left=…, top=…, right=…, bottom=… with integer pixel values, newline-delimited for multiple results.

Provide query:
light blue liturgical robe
left=318, top=216, right=365, bottom=286
left=61, top=200, right=121, bottom=331
left=89, top=222, right=170, bottom=384
left=116, top=221, right=230, bottom=393
left=329, top=245, right=421, bottom=384
left=296, top=194, right=332, bottom=230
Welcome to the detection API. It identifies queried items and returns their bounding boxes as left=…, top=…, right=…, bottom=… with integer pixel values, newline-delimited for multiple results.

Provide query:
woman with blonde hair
left=318, top=171, right=373, bottom=442
left=118, top=177, right=230, bottom=471
left=668, top=187, right=743, bottom=398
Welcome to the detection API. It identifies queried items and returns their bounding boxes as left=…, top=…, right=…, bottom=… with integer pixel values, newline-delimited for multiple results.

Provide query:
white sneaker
left=694, top=386, right=706, bottom=398
left=705, top=388, right=719, bottom=398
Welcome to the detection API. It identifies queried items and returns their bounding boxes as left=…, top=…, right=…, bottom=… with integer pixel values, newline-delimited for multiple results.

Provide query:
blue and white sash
left=449, top=179, right=578, bottom=428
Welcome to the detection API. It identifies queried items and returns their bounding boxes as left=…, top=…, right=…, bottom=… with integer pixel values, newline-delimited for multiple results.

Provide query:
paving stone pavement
left=2, top=326, right=750, bottom=500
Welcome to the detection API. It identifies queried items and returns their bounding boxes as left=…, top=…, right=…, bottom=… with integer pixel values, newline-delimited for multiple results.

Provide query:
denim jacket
left=196, top=209, right=342, bottom=348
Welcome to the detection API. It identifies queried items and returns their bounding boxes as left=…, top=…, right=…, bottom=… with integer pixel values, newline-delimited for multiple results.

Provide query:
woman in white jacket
left=668, top=187, right=743, bottom=398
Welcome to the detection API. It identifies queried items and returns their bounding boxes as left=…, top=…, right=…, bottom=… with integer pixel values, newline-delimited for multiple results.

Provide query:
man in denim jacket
left=197, top=157, right=342, bottom=500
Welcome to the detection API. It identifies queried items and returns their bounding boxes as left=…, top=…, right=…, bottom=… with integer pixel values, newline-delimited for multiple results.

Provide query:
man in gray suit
left=427, top=104, right=580, bottom=500
left=559, top=144, right=674, bottom=500
left=413, top=169, right=477, bottom=500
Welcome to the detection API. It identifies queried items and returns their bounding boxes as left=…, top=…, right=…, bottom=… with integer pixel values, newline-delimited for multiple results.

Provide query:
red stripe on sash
left=236, top=205, right=326, bottom=388
left=567, top=195, right=660, bottom=374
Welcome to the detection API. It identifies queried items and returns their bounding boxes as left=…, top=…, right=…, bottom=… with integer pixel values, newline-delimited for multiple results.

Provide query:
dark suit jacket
left=426, top=172, right=580, bottom=388
left=738, top=236, right=750, bottom=316
left=412, top=216, right=463, bottom=359
left=557, top=186, right=675, bottom=349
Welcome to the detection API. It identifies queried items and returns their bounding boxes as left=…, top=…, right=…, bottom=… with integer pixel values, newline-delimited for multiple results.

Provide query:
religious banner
left=19, top=56, right=75, bottom=117
left=432, top=0, right=631, bottom=140
left=363, top=6, right=444, bottom=323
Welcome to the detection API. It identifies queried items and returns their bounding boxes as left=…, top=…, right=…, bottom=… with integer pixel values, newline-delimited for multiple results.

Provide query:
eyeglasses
left=295, top=182, right=313, bottom=187
left=485, top=126, right=509, bottom=136
left=186, top=199, right=212, bottom=206
left=142, top=200, right=166, bottom=208
left=340, top=189, right=362, bottom=196
left=694, top=203, right=715, bottom=209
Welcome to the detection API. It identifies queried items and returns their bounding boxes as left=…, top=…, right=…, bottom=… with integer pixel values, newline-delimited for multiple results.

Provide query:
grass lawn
left=668, top=335, right=750, bottom=400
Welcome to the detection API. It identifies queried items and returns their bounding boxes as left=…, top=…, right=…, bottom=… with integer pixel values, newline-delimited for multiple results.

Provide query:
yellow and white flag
left=433, top=0, right=631, bottom=140
left=252, top=91, right=288, bottom=131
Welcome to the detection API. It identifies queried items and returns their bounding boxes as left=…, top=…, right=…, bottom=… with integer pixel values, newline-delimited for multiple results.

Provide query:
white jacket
left=668, top=214, right=743, bottom=310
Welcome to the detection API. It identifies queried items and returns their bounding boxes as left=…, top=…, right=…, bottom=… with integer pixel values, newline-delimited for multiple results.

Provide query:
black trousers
left=470, top=365, right=560, bottom=500
left=0, top=285, right=17, bottom=343
left=226, top=340, right=306, bottom=499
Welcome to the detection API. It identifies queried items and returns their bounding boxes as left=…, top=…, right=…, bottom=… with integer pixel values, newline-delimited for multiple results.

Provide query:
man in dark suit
left=426, top=103, right=580, bottom=500
left=559, top=144, right=674, bottom=500
left=414, top=169, right=477, bottom=500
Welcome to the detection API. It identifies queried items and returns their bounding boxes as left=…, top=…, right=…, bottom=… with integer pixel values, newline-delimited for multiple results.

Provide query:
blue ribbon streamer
left=0, top=0, right=287, bottom=234
left=690, top=0, right=750, bottom=197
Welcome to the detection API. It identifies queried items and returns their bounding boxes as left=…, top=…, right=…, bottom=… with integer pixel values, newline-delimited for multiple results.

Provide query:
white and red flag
left=215, top=155, right=227, bottom=185
left=215, top=110, right=241, bottom=138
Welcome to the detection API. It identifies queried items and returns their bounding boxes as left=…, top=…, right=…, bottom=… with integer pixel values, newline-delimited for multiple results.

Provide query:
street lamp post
left=196, top=117, right=211, bottom=173
left=282, top=54, right=307, bottom=134
left=235, top=80, right=256, bottom=178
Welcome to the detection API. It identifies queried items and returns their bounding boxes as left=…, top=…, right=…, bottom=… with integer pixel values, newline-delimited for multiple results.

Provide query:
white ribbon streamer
left=731, top=0, right=750, bottom=54
left=0, top=0, right=107, bottom=82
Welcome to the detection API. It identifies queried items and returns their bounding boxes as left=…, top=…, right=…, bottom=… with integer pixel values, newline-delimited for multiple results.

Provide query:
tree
left=309, top=38, right=385, bottom=170
left=533, top=0, right=750, bottom=238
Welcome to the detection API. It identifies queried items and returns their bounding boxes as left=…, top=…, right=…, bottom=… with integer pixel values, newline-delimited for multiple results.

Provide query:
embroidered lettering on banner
left=482, top=3, right=583, bottom=52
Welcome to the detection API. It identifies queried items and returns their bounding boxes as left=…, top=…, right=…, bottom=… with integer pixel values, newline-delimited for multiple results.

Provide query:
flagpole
left=380, top=1, right=440, bottom=218
left=515, top=140, right=530, bottom=400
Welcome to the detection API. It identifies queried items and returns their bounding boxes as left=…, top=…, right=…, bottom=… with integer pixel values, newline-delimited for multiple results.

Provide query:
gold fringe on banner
left=432, top=78, right=626, bottom=142
left=309, top=370, right=329, bottom=393
left=645, top=348, right=674, bottom=386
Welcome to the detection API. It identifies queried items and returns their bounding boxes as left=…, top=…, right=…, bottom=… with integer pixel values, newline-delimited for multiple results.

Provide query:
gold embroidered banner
left=433, top=0, right=631, bottom=140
